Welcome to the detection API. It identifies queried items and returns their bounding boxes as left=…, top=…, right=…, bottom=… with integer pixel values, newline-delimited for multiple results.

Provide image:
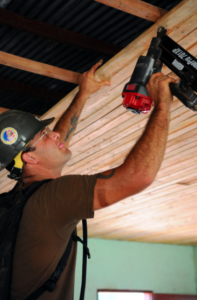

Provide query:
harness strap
left=72, top=233, right=91, bottom=259
left=80, top=219, right=88, bottom=300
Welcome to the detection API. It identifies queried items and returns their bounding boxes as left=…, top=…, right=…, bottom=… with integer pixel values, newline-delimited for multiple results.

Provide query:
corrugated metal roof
left=0, top=0, right=182, bottom=115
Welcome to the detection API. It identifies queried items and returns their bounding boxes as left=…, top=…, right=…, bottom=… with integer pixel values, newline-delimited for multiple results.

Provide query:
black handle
left=169, top=81, right=197, bottom=112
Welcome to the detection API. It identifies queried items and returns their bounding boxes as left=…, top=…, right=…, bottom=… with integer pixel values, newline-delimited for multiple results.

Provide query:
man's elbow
left=141, top=171, right=155, bottom=188
left=130, top=171, right=155, bottom=195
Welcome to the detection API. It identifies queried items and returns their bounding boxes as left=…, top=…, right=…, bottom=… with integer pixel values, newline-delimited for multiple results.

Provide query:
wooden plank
left=91, top=210, right=197, bottom=239
left=94, top=0, right=167, bottom=22
left=87, top=191, right=197, bottom=234
left=85, top=186, right=197, bottom=230
left=0, top=51, right=80, bottom=84
left=0, top=8, right=122, bottom=56
left=165, top=128, right=197, bottom=154
left=64, top=101, right=188, bottom=174
left=0, top=107, right=9, bottom=114
left=79, top=109, right=197, bottom=175
left=67, top=100, right=190, bottom=168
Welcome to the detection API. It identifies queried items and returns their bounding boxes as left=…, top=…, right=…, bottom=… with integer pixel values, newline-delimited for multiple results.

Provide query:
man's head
left=0, top=110, right=56, bottom=180
left=22, top=127, right=72, bottom=176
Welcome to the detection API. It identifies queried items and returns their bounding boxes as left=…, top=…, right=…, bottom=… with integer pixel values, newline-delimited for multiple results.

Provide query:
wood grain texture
left=0, top=51, right=80, bottom=84
left=94, top=0, right=167, bottom=22
left=1, top=0, right=197, bottom=245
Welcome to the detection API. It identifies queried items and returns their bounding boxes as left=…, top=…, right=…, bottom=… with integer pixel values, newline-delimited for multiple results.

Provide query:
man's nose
left=52, top=131, right=60, bottom=141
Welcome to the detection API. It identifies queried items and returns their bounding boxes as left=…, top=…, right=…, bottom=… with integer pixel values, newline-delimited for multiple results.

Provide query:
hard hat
left=0, top=110, right=55, bottom=180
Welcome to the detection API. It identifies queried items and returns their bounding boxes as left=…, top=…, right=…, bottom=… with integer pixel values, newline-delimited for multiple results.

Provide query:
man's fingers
left=166, top=76, right=177, bottom=84
left=149, top=73, right=177, bottom=86
left=90, top=59, right=103, bottom=75
left=149, top=72, right=163, bottom=80
left=155, top=76, right=177, bottom=87
left=101, top=79, right=111, bottom=87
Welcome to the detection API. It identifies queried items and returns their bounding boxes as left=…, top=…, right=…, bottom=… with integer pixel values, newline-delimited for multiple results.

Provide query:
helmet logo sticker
left=1, top=128, right=18, bottom=145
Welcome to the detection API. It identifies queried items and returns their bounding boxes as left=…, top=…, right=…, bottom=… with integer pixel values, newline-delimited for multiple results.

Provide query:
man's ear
left=22, top=152, right=38, bottom=165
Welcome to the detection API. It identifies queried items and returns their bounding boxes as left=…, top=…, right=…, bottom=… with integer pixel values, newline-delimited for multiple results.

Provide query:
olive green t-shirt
left=10, top=174, right=97, bottom=300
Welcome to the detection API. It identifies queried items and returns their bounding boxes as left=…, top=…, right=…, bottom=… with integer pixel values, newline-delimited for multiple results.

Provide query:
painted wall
left=193, top=246, right=197, bottom=294
left=74, top=239, right=196, bottom=300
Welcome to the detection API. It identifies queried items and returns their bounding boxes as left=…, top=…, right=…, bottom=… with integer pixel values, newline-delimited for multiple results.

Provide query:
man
left=7, top=60, right=176, bottom=300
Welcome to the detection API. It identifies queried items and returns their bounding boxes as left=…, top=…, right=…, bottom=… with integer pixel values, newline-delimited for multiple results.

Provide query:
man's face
left=27, top=128, right=72, bottom=170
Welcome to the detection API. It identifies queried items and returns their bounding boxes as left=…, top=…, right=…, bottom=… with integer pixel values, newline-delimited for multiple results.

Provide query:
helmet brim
left=40, top=117, right=55, bottom=128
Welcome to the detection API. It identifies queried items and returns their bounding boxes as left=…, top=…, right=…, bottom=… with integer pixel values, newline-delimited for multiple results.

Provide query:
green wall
left=74, top=239, right=197, bottom=300
left=193, top=246, right=197, bottom=294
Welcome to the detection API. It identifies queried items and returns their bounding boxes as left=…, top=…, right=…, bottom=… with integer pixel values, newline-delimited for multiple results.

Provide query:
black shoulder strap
left=72, top=220, right=90, bottom=300
left=80, top=219, right=89, bottom=300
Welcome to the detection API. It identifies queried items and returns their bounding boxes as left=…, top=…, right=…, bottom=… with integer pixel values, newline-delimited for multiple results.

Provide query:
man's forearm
left=54, top=60, right=110, bottom=147
left=123, top=102, right=171, bottom=185
left=54, top=91, right=88, bottom=146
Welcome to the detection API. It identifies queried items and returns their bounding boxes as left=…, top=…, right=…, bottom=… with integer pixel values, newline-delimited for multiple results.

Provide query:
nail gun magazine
left=122, top=27, right=197, bottom=114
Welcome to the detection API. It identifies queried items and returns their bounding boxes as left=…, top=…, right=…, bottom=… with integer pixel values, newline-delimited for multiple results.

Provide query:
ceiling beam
left=0, top=51, right=80, bottom=84
left=0, top=77, right=65, bottom=101
left=0, top=8, right=122, bottom=56
left=94, top=0, right=167, bottom=22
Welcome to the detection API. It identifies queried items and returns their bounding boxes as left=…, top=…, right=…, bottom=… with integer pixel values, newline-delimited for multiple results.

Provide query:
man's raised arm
left=93, top=73, right=177, bottom=210
left=54, top=60, right=110, bottom=147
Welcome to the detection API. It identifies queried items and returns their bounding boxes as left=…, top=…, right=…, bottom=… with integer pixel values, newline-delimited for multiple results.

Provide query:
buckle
left=86, top=247, right=91, bottom=259
left=7, top=166, right=22, bottom=181
left=45, top=266, right=62, bottom=292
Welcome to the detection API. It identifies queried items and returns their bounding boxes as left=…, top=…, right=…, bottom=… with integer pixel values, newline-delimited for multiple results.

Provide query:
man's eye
left=41, top=129, right=46, bottom=135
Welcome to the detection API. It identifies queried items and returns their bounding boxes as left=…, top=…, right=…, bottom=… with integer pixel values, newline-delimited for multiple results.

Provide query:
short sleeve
left=34, top=174, right=97, bottom=232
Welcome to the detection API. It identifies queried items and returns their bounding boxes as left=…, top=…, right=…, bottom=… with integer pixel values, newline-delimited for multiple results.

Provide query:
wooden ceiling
left=1, top=0, right=197, bottom=245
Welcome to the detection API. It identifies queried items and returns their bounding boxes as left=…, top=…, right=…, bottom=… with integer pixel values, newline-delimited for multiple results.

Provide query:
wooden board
left=1, top=0, right=197, bottom=245
left=0, top=51, right=80, bottom=84
left=94, top=0, right=167, bottom=22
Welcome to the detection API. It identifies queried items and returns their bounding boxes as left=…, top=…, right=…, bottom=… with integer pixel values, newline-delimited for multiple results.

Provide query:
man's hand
left=78, top=60, right=110, bottom=99
left=146, top=72, right=177, bottom=109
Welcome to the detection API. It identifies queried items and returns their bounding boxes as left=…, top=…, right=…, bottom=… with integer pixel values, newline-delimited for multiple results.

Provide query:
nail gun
left=122, top=27, right=197, bottom=114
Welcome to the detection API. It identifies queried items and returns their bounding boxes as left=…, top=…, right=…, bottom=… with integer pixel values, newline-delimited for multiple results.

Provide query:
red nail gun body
left=122, top=56, right=159, bottom=114
left=122, top=27, right=197, bottom=114
left=122, top=85, right=152, bottom=115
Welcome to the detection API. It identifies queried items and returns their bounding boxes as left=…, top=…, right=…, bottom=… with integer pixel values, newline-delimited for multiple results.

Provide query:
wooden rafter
left=94, top=0, right=167, bottom=22
left=0, top=107, right=11, bottom=114
left=0, top=77, right=65, bottom=102
left=0, top=8, right=122, bottom=56
left=0, top=51, right=80, bottom=84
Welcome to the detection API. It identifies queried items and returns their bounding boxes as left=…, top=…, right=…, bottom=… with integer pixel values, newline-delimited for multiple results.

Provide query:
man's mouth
left=58, top=143, right=64, bottom=149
